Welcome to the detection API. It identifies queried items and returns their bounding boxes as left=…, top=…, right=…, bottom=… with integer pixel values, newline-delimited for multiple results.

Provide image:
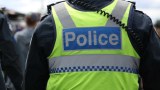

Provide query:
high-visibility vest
left=47, top=0, right=140, bottom=90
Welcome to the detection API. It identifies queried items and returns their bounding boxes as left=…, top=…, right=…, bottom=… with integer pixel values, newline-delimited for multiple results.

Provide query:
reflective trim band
left=51, top=66, right=138, bottom=74
left=49, top=55, right=139, bottom=74
left=54, top=3, right=76, bottom=28
left=106, top=0, right=130, bottom=27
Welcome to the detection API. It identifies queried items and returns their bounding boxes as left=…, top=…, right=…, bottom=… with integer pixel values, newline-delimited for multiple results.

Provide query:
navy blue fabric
left=0, top=65, right=6, bottom=90
left=0, top=13, right=23, bottom=90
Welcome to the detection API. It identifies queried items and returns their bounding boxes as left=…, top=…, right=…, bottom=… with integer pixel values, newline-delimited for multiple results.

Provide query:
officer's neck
left=66, top=0, right=113, bottom=11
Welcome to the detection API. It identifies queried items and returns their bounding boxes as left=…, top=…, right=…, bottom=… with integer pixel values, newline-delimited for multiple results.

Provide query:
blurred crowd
left=6, top=9, right=41, bottom=71
left=14, top=13, right=40, bottom=72
left=0, top=8, right=41, bottom=90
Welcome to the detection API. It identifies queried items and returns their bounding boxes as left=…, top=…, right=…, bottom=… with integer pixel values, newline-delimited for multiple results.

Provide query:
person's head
left=25, top=13, right=40, bottom=28
left=154, top=20, right=160, bottom=36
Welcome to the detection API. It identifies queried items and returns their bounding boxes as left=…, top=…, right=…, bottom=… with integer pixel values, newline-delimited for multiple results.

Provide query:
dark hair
left=26, top=13, right=40, bottom=26
left=155, top=20, right=160, bottom=28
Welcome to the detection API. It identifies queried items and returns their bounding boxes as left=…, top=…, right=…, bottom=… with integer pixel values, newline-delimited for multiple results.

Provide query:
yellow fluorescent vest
left=47, top=0, right=140, bottom=90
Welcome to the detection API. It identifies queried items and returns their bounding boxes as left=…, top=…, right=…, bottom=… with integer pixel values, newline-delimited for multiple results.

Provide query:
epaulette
left=47, top=3, right=55, bottom=14
left=127, top=1, right=136, bottom=9
left=47, top=1, right=65, bottom=14
left=135, top=10, right=144, bottom=14
left=40, top=15, right=48, bottom=21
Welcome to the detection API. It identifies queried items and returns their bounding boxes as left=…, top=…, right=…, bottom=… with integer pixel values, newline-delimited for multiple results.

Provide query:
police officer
left=0, top=12, right=23, bottom=90
left=24, top=0, right=160, bottom=90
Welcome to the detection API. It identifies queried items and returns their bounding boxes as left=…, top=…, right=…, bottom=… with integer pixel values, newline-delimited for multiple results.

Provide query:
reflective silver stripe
left=106, top=0, right=130, bottom=27
left=49, top=55, right=139, bottom=73
left=54, top=0, right=130, bottom=28
left=54, top=3, right=76, bottom=28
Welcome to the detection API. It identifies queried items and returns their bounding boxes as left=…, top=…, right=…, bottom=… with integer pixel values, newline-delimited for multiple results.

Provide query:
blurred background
left=0, top=0, right=160, bottom=89
left=0, top=0, right=160, bottom=22
left=0, top=0, right=160, bottom=32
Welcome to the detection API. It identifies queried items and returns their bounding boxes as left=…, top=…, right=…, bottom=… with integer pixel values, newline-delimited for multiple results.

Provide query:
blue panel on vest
left=63, top=27, right=121, bottom=50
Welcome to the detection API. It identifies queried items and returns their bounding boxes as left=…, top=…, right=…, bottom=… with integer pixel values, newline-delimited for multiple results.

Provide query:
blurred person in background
left=14, top=13, right=40, bottom=72
left=0, top=10, right=22, bottom=90
left=155, top=20, right=160, bottom=36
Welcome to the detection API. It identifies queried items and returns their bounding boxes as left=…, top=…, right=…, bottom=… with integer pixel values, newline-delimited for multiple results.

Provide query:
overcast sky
left=0, top=0, right=160, bottom=22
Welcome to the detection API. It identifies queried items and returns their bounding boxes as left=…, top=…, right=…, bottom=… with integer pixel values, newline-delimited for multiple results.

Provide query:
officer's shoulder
left=126, top=1, right=152, bottom=31
left=132, top=9, right=153, bottom=35
left=134, top=9, right=152, bottom=23
left=47, top=1, right=64, bottom=15
left=40, top=14, right=49, bottom=21
left=34, top=14, right=55, bottom=37
left=127, top=1, right=145, bottom=15
left=33, top=14, right=55, bottom=52
left=127, top=1, right=136, bottom=9
left=127, top=0, right=151, bottom=21
left=39, top=14, right=53, bottom=23
left=35, top=14, right=53, bottom=31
